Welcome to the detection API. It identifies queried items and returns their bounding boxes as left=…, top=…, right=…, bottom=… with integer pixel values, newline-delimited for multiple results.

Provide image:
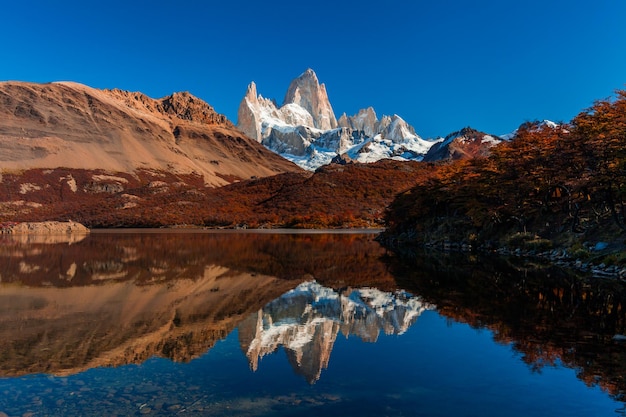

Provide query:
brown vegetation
left=382, top=91, right=626, bottom=254
left=0, top=160, right=433, bottom=228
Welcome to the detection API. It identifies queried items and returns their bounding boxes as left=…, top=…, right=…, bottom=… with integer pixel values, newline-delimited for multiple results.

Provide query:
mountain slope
left=0, top=81, right=300, bottom=187
left=3, top=159, right=432, bottom=228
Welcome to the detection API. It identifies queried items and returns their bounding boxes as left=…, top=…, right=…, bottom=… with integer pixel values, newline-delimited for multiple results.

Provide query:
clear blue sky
left=1, top=0, right=624, bottom=138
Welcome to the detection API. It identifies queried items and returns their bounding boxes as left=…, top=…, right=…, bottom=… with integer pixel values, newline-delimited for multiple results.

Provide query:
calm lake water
left=0, top=230, right=624, bottom=416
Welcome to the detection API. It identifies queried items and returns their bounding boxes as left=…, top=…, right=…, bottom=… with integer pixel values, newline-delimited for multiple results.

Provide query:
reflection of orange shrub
left=0, top=232, right=396, bottom=290
left=391, top=252, right=626, bottom=399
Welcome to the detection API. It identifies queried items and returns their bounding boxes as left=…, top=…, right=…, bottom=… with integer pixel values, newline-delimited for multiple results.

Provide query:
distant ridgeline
left=380, top=91, right=626, bottom=258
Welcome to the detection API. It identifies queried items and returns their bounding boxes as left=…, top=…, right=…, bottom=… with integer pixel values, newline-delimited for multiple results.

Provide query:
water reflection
left=0, top=267, right=297, bottom=377
left=239, top=281, right=431, bottom=383
left=0, top=231, right=624, bottom=414
left=0, top=230, right=395, bottom=288
left=389, top=252, right=626, bottom=401
left=0, top=231, right=395, bottom=377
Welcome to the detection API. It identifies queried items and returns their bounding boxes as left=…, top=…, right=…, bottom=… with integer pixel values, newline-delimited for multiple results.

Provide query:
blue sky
left=1, top=0, right=624, bottom=138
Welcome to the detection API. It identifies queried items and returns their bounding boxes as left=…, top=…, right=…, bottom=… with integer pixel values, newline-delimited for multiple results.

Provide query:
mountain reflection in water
left=0, top=230, right=396, bottom=377
left=239, top=281, right=432, bottom=383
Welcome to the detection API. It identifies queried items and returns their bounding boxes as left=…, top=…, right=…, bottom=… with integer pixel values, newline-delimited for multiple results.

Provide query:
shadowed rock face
left=238, top=281, right=432, bottom=383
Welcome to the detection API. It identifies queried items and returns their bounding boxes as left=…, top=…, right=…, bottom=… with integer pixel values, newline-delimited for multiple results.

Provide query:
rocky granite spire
left=283, top=69, right=337, bottom=130
left=338, top=106, right=378, bottom=137
left=237, top=81, right=264, bottom=142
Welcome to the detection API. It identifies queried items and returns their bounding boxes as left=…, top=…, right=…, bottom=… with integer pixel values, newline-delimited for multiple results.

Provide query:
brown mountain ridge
left=0, top=81, right=299, bottom=186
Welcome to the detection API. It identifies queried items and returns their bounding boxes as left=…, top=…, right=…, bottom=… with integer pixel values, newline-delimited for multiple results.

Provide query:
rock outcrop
left=237, top=81, right=272, bottom=143
left=423, top=126, right=501, bottom=162
left=103, top=88, right=232, bottom=126
left=283, top=68, right=337, bottom=130
left=0, top=221, right=89, bottom=244
left=1, top=221, right=89, bottom=235
left=338, top=107, right=378, bottom=137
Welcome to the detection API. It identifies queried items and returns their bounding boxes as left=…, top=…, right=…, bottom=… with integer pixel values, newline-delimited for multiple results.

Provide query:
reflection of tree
left=389, top=252, right=626, bottom=400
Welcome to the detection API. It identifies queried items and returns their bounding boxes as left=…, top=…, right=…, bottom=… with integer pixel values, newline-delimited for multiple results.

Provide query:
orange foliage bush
left=383, top=91, right=626, bottom=247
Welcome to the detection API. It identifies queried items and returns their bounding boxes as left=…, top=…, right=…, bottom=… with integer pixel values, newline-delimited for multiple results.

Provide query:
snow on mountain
left=238, top=281, right=432, bottom=383
left=499, top=119, right=559, bottom=140
left=423, top=127, right=502, bottom=162
left=237, top=69, right=437, bottom=170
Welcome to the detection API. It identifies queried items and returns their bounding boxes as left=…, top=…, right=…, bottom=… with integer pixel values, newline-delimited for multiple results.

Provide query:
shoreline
left=89, top=227, right=384, bottom=235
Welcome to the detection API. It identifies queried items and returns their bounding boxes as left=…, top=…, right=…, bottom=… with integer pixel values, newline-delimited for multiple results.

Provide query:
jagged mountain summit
left=284, top=68, right=337, bottom=130
left=237, top=69, right=436, bottom=170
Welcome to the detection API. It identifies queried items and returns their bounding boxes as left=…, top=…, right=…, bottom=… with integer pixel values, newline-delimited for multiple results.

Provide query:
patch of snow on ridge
left=92, top=174, right=129, bottom=183
left=481, top=134, right=499, bottom=144
left=500, top=120, right=560, bottom=141
left=19, top=183, right=42, bottom=194
left=65, top=174, right=78, bottom=192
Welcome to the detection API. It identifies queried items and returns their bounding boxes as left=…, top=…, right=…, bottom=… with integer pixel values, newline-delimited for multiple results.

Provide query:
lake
left=0, top=230, right=624, bottom=416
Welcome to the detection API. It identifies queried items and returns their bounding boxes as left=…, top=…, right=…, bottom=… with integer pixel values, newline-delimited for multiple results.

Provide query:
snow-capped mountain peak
left=283, top=68, right=337, bottom=131
left=237, top=70, right=437, bottom=170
